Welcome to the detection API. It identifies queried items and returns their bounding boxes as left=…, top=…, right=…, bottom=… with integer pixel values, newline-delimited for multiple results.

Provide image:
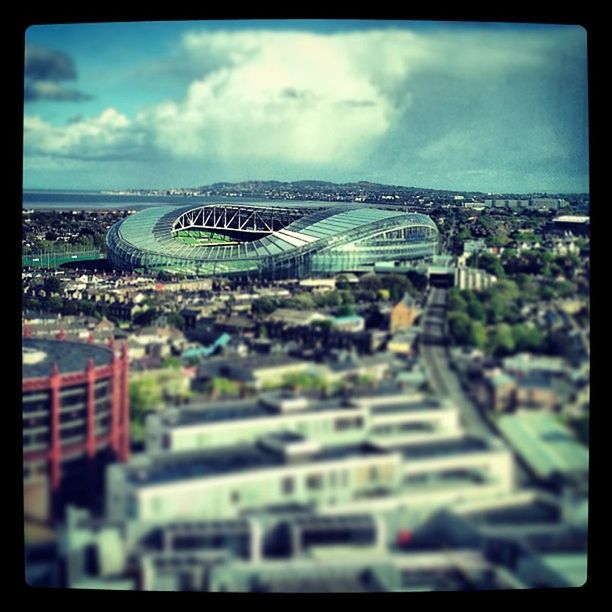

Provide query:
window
left=334, top=417, right=364, bottom=431
left=282, top=477, right=295, bottom=495
left=340, top=470, right=350, bottom=487
left=306, top=474, right=323, bottom=491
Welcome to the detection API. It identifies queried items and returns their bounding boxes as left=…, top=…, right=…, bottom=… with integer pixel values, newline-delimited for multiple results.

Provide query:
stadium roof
left=113, top=204, right=437, bottom=263
left=106, top=203, right=439, bottom=279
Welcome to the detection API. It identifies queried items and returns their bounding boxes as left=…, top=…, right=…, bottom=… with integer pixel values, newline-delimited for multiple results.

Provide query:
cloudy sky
left=23, top=20, right=589, bottom=193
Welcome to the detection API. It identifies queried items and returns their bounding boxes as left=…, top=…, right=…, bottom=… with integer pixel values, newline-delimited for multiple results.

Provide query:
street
left=419, top=287, right=533, bottom=487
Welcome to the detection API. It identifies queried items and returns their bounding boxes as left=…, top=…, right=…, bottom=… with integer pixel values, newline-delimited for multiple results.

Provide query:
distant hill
left=196, top=179, right=471, bottom=195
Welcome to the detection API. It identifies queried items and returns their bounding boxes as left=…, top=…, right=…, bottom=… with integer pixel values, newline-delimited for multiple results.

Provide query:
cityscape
left=22, top=20, right=589, bottom=593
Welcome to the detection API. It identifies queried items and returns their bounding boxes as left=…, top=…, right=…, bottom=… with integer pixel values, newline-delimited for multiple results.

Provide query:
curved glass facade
left=107, top=204, right=438, bottom=278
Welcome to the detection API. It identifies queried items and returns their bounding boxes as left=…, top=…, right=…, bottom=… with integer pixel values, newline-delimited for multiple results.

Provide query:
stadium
left=106, top=203, right=439, bottom=278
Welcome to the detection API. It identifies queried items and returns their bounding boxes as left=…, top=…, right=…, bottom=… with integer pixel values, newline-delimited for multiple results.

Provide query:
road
left=420, top=287, right=492, bottom=439
left=419, top=287, right=533, bottom=487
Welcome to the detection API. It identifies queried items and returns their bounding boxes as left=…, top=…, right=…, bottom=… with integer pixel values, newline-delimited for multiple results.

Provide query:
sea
left=23, top=190, right=339, bottom=211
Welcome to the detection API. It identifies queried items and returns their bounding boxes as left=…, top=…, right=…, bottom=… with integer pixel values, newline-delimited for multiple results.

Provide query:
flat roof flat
left=398, top=437, right=490, bottom=460
left=163, top=398, right=359, bottom=427
left=497, top=410, right=588, bottom=480
left=127, top=443, right=391, bottom=486
left=466, top=500, right=561, bottom=526
left=370, top=399, right=442, bottom=415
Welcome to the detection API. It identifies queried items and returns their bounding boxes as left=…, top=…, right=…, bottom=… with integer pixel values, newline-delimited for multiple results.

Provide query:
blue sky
left=23, top=20, right=589, bottom=193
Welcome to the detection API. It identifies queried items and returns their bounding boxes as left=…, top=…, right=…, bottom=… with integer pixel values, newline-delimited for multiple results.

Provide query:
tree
left=554, top=280, right=576, bottom=298
left=448, top=312, right=472, bottom=345
left=516, top=273, right=540, bottom=303
left=470, top=320, right=488, bottom=349
left=133, top=309, right=158, bottom=327
left=46, top=296, right=63, bottom=313
left=281, top=371, right=328, bottom=393
left=485, top=231, right=511, bottom=248
left=252, top=297, right=277, bottom=316
left=206, top=376, right=240, bottom=399
left=337, top=303, right=356, bottom=317
left=290, top=292, right=315, bottom=310
left=157, top=270, right=174, bottom=282
left=24, top=297, right=41, bottom=312
left=359, top=274, right=382, bottom=293
left=448, top=289, right=468, bottom=313
left=484, top=280, right=520, bottom=324
left=474, top=253, right=505, bottom=278
left=466, top=298, right=486, bottom=322
left=62, top=300, right=79, bottom=316
left=166, top=312, right=185, bottom=330
left=129, top=375, right=163, bottom=443
left=79, top=300, right=96, bottom=316
left=162, top=355, right=182, bottom=369
left=336, top=275, right=352, bottom=291
left=512, top=323, right=545, bottom=353
left=313, top=290, right=342, bottom=308
left=405, top=270, right=428, bottom=292
left=382, top=274, right=413, bottom=303
left=340, top=290, right=355, bottom=305
left=43, top=276, right=62, bottom=295
left=545, top=329, right=570, bottom=357
left=488, top=323, right=516, bottom=357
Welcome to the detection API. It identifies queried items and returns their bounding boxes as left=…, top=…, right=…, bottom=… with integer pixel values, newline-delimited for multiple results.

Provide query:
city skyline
left=23, top=20, right=589, bottom=194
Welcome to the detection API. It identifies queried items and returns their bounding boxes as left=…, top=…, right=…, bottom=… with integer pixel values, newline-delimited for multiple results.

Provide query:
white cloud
left=23, top=26, right=583, bottom=173
left=147, top=29, right=435, bottom=164
left=24, top=108, right=149, bottom=160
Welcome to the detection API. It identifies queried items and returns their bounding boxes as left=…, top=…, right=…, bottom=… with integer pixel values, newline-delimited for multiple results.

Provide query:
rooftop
left=553, top=216, right=589, bottom=224
left=23, top=337, right=114, bottom=378
left=464, top=500, right=561, bottom=526
left=162, top=397, right=358, bottom=427
left=197, top=354, right=308, bottom=378
left=397, top=436, right=491, bottom=460
left=126, top=442, right=392, bottom=486
left=497, top=410, right=589, bottom=480
left=368, top=398, right=443, bottom=416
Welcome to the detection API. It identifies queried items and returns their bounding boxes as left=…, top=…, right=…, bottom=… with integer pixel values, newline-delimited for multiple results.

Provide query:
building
left=386, top=330, right=419, bottom=356
left=514, top=374, right=563, bottom=411
left=194, top=354, right=314, bottom=392
left=109, top=301, right=142, bottom=321
left=129, top=388, right=513, bottom=526
left=107, top=204, right=438, bottom=279
left=463, top=240, right=487, bottom=256
left=266, top=308, right=330, bottom=327
left=22, top=337, right=130, bottom=520
left=484, top=199, right=569, bottom=211
left=389, top=293, right=419, bottom=333
left=145, top=391, right=461, bottom=456
left=60, top=505, right=526, bottom=591
left=408, top=489, right=587, bottom=588
left=454, top=267, right=497, bottom=291
left=478, top=371, right=517, bottom=412
left=331, top=315, right=365, bottom=333
left=107, top=433, right=513, bottom=526
left=52, top=380, right=532, bottom=592
left=550, top=215, right=590, bottom=236
left=497, top=410, right=589, bottom=486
